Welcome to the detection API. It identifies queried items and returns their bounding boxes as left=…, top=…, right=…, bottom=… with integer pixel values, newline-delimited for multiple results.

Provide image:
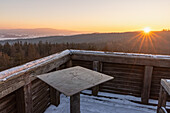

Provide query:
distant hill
left=0, top=28, right=85, bottom=39
left=0, top=31, right=139, bottom=44
left=0, top=31, right=170, bottom=55
left=0, top=31, right=170, bottom=44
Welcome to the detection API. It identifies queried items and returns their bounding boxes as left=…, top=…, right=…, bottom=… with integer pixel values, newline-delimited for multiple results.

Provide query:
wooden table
left=157, top=79, right=170, bottom=113
left=37, top=66, right=113, bottom=113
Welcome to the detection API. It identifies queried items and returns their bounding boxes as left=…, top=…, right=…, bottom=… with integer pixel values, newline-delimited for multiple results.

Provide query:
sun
left=143, top=27, right=151, bottom=33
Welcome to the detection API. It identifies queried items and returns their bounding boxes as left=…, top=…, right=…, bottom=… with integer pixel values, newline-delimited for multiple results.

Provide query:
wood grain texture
left=157, top=86, right=168, bottom=113
left=101, top=62, right=144, bottom=97
left=15, top=82, right=33, bottom=113
left=0, top=55, right=70, bottom=99
left=32, top=79, right=50, bottom=113
left=92, top=61, right=100, bottom=96
left=50, top=87, right=60, bottom=107
left=0, top=92, right=16, bottom=113
left=1, top=49, right=170, bottom=113
left=141, top=66, right=153, bottom=104
left=37, top=66, right=113, bottom=96
left=71, top=50, right=170, bottom=68
left=72, top=60, right=93, bottom=69
left=150, top=67, right=170, bottom=99
left=70, top=93, right=80, bottom=113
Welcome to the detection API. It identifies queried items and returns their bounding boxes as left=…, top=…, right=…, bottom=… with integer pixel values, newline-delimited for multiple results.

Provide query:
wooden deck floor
left=44, top=90, right=157, bottom=113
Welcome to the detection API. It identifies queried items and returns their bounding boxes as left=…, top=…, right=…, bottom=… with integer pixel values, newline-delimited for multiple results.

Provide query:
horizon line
left=0, top=27, right=168, bottom=33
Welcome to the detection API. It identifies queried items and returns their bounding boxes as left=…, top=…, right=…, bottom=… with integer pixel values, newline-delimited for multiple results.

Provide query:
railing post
left=15, top=74, right=33, bottom=113
left=141, top=65, right=153, bottom=104
left=92, top=61, right=102, bottom=96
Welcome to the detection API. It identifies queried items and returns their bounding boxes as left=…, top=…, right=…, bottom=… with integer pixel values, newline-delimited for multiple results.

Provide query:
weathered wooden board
left=72, top=60, right=93, bottom=69
left=70, top=93, right=80, bottom=113
left=92, top=61, right=101, bottom=96
left=1, top=49, right=170, bottom=113
left=157, top=85, right=168, bottom=113
left=0, top=92, right=16, bottom=113
left=37, top=66, right=113, bottom=96
left=15, top=82, right=33, bottom=113
left=161, top=79, right=170, bottom=95
left=32, top=79, right=50, bottom=113
left=150, top=67, right=170, bottom=99
left=50, top=87, right=60, bottom=107
left=0, top=55, right=70, bottom=99
left=101, top=62, right=144, bottom=97
left=141, top=66, right=153, bottom=104
left=71, top=52, right=170, bottom=101
left=72, top=54, right=170, bottom=68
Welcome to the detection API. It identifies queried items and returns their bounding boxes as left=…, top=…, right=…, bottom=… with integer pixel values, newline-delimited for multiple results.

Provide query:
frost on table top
left=0, top=50, right=70, bottom=82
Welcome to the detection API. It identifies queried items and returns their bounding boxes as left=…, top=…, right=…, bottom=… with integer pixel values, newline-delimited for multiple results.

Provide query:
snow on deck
left=44, top=90, right=157, bottom=113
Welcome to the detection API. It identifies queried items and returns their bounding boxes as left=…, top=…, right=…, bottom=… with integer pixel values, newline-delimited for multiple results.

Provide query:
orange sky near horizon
left=0, top=0, right=170, bottom=32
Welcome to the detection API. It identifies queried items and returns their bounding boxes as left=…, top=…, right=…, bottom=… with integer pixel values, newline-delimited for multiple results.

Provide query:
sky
left=0, top=0, right=170, bottom=32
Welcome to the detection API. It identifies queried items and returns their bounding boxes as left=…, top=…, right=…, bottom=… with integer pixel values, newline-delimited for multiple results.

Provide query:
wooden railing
left=0, top=50, right=71, bottom=113
left=1, top=49, right=170, bottom=113
left=71, top=50, right=170, bottom=104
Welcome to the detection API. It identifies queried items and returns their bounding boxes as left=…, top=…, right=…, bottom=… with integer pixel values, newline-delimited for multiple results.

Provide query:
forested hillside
left=0, top=42, right=98, bottom=71
left=0, top=31, right=170, bottom=71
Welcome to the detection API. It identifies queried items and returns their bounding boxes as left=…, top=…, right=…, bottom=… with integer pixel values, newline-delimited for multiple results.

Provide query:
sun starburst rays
left=128, top=31, right=165, bottom=54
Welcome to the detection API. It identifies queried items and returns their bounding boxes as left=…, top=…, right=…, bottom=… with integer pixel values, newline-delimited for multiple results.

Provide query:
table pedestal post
left=70, top=93, right=80, bottom=113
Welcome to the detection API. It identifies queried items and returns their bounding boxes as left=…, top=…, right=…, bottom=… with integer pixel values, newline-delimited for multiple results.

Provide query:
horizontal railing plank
left=70, top=50, right=170, bottom=68
left=0, top=50, right=70, bottom=99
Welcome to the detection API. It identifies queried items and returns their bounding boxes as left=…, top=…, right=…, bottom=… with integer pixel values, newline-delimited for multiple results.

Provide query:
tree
left=27, top=44, right=40, bottom=60
left=3, top=42, right=11, bottom=55
left=0, top=53, right=11, bottom=70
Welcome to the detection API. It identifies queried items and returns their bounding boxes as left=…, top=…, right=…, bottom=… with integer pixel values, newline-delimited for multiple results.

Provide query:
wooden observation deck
left=1, top=49, right=170, bottom=113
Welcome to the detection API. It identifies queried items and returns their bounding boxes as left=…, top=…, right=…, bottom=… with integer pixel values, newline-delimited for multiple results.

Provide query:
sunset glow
left=0, top=0, right=170, bottom=32
left=143, top=27, right=151, bottom=33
